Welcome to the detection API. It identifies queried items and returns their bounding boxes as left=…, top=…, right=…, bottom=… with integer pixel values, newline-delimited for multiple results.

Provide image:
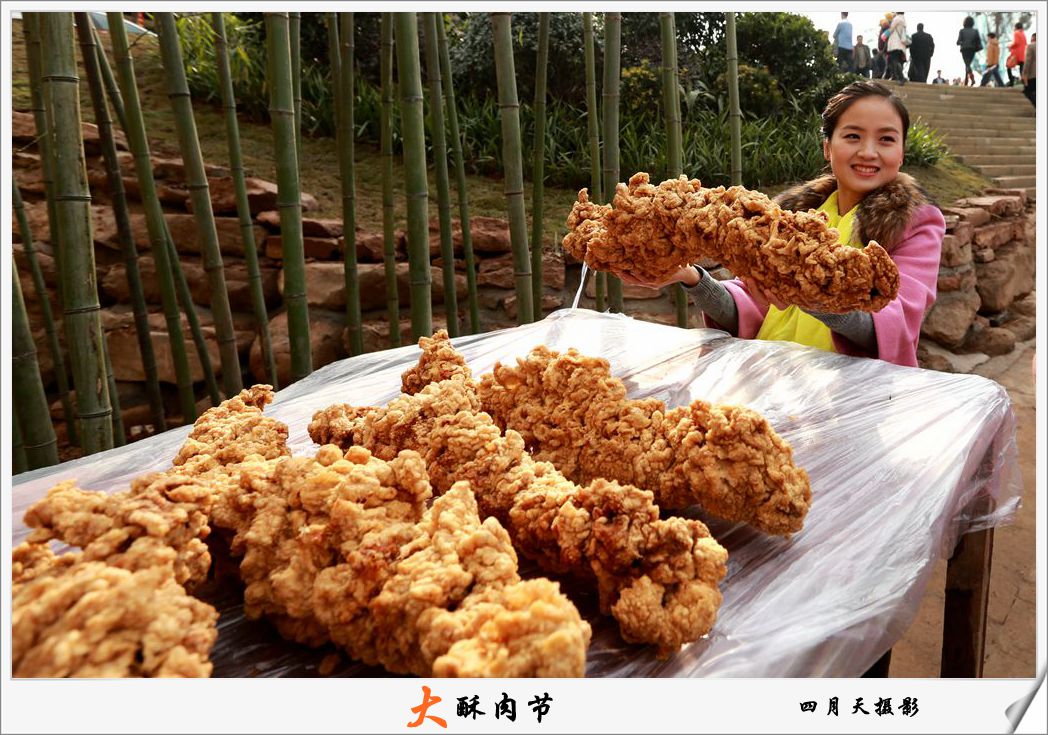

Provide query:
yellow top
left=754, top=191, right=862, bottom=351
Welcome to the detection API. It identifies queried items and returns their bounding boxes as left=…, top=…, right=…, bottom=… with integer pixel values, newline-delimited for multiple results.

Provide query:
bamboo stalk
left=529, top=13, right=550, bottom=321
left=76, top=13, right=167, bottom=432
left=92, top=25, right=127, bottom=133
left=491, top=12, right=534, bottom=325
left=380, top=13, right=401, bottom=347
left=13, top=412, right=28, bottom=475
left=603, top=12, right=624, bottom=313
left=41, top=12, right=113, bottom=454
left=266, top=13, right=312, bottom=379
left=290, top=12, right=303, bottom=167
left=726, top=13, right=743, bottom=186
left=338, top=13, right=365, bottom=354
left=394, top=12, right=433, bottom=340
left=423, top=13, right=460, bottom=337
left=23, top=14, right=68, bottom=338
left=157, top=13, right=242, bottom=398
left=108, top=13, right=197, bottom=422
left=166, top=228, right=222, bottom=406
left=13, top=182, right=78, bottom=442
left=436, top=17, right=479, bottom=334
left=213, top=12, right=278, bottom=388
left=104, top=343, right=126, bottom=447
left=660, top=13, right=689, bottom=329
left=12, top=260, right=60, bottom=469
left=582, top=12, right=606, bottom=312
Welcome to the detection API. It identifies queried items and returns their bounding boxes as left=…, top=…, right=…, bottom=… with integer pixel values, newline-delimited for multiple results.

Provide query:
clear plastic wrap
left=10, top=309, right=1023, bottom=677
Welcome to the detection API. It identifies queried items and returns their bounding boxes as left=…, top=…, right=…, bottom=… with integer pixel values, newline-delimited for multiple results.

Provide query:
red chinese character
left=408, top=686, right=447, bottom=729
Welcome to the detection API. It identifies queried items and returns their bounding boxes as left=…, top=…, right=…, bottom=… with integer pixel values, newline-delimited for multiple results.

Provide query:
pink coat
left=705, top=204, right=946, bottom=367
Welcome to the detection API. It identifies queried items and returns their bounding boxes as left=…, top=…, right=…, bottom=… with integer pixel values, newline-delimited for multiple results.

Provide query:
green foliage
left=178, top=13, right=268, bottom=119
left=620, top=61, right=661, bottom=119
left=905, top=121, right=949, bottom=167
left=715, top=63, right=783, bottom=118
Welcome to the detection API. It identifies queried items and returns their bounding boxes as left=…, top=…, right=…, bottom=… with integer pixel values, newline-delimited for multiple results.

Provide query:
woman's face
left=823, top=96, right=905, bottom=199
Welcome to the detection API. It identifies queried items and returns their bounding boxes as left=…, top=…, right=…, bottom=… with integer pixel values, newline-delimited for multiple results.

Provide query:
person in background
left=908, top=22, right=935, bottom=83
left=1021, top=32, right=1036, bottom=106
left=956, top=16, right=983, bottom=86
left=833, top=12, right=855, bottom=72
left=886, top=11, right=909, bottom=83
left=980, top=32, right=1005, bottom=87
left=853, top=34, right=872, bottom=78
left=877, top=16, right=891, bottom=77
left=1007, top=22, right=1028, bottom=86
left=615, top=81, right=945, bottom=368
left=872, top=48, right=887, bottom=80
left=932, top=69, right=948, bottom=84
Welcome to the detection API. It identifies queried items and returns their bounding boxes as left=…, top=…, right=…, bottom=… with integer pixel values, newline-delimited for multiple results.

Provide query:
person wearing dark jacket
left=909, top=23, right=935, bottom=83
left=957, top=16, right=983, bottom=86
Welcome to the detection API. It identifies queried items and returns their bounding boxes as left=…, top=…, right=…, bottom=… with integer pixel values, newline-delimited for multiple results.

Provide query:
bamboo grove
left=10, top=12, right=743, bottom=470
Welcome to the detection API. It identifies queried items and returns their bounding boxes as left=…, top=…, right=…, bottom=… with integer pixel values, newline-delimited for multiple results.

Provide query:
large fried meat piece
left=23, top=473, right=214, bottom=587
left=401, top=329, right=473, bottom=394
left=478, top=344, right=811, bottom=536
left=222, top=444, right=589, bottom=676
left=563, top=172, right=899, bottom=313
left=12, top=543, right=217, bottom=678
left=310, top=376, right=728, bottom=656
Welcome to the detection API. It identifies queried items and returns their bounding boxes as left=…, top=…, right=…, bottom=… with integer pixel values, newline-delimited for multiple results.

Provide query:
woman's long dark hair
left=821, top=80, right=910, bottom=142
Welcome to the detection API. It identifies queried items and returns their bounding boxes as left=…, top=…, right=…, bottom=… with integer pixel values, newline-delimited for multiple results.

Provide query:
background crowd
left=832, top=11, right=1036, bottom=105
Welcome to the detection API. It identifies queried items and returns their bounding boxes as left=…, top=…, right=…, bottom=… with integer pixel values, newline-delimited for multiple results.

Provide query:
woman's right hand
left=613, top=265, right=700, bottom=290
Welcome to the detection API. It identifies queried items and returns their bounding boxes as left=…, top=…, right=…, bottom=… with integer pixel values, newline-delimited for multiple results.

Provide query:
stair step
left=955, top=154, right=1038, bottom=166
left=941, top=134, right=1035, bottom=146
left=907, top=103, right=1035, bottom=116
left=991, top=175, right=1036, bottom=189
left=885, top=80, right=1027, bottom=95
left=915, top=115, right=1036, bottom=131
left=969, top=164, right=1037, bottom=177
left=949, top=146, right=1038, bottom=158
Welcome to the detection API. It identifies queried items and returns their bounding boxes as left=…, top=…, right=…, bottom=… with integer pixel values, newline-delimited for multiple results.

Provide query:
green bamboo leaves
left=491, top=12, right=534, bottom=325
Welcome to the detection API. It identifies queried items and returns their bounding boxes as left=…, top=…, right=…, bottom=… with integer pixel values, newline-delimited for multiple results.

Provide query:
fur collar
left=773, top=172, right=936, bottom=251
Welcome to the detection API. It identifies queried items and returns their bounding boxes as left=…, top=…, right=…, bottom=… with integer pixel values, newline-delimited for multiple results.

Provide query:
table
left=11, top=310, right=1022, bottom=677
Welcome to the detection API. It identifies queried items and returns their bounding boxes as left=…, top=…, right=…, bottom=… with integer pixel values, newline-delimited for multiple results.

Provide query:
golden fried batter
left=563, top=172, right=900, bottom=313
left=479, top=344, right=811, bottom=536
left=12, top=543, right=217, bottom=678
left=401, top=330, right=473, bottom=395
left=310, top=375, right=728, bottom=656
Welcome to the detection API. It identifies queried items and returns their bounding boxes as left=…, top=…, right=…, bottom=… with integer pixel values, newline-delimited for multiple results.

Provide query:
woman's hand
left=740, top=276, right=789, bottom=311
left=613, top=265, right=700, bottom=290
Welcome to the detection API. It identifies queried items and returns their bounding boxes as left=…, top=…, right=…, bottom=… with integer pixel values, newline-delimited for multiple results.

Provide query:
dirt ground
left=889, top=340, right=1038, bottom=678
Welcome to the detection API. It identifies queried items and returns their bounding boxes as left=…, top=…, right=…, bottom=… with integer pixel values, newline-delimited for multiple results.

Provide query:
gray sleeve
left=683, top=267, right=739, bottom=335
left=803, top=309, right=878, bottom=353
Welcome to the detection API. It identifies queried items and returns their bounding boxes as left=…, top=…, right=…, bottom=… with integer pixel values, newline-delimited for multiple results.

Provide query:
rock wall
left=919, top=189, right=1036, bottom=372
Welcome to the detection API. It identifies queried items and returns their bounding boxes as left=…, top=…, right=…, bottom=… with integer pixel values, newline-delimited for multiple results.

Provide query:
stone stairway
left=886, top=81, right=1035, bottom=194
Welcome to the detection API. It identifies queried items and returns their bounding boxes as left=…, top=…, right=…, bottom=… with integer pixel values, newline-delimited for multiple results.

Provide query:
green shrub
left=905, top=121, right=949, bottom=167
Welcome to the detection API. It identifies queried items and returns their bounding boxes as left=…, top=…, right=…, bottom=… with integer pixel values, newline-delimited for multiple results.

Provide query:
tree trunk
left=338, top=13, right=364, bottom=354
left=12, top=261, right=60, bottom=469
left=213, top=12, right=278, bottom=388
left=423, top=13, right=460, bottom=337
left=394, top=12, right=433, bottom=340
left=42, top=12, right=113, bottom=454
left=490, top=12, right=534, bottom=324
left=266, top=12, right=312, bottom=379
left=108, top=13, right=197, bottom=422
left=530, top=13, right=550, bottom=321
left=76, top=13, right=166, bottom=431
left=660, top=12, right=689, bottom=328
left=436, top=18, right=479, bottom=334
left=726, top=13, right=743, bottom=186
left=603, top=13, right=624, bottom=313
left=380, top=13, right=402, bottom=346
left=582, top=12, right=606, bottom=312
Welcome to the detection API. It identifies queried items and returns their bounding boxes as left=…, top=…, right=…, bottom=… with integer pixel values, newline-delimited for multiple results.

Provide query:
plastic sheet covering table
left=10, top=309, right=1023, bottom=677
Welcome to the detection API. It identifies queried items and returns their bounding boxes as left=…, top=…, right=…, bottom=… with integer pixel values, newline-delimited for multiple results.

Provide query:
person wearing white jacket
left=886, top=12, right=908, bottom=83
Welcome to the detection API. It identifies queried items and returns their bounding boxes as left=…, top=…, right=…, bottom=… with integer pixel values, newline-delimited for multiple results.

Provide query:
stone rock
left=249, top=310, right=346, bottom=385
left=118, top=175, right=191, bottom=207
left=11, top=111, right=127, bottom=155
left=282, top=262, right=466, bottom=311
left=349, top=230, right=397, bottom=263
left=14, top=166, right=46, bottom=195
left=106, top=319, right=221, bottom=384
left=1001, top=315, right=1036, bottom=342
left=973, top=221, right=1017, bottom=249
left=12, top=198, right=51, bottom=243
left=503, top=293, right=564, bottom=320
left=255, top=210, right=343, bottom=238
left=956, top=195, right=1023, bottom=216
left=358, top=315, right=448, bottom=355
left=478, top=251, right=564, bottom=290
left=975, top=241, right=1034, bottom=312
left=191, top=177, right=319, bottom=215
left=939, top=234, right=972, bottom=267
left=264, top=235, right=341, bottom=260
left=959, top=326, right=1016, bottom=356
left=101, top=256, right=281, bottom=311
left=425, top=216, right=513, bottom=256
left=918, top=338, right=991, bottom=374
left=974, top=248, right=995, bottom=263
left=122, top=213, right=268, bottom=258
left=1010, top=291, right=1036, bottom=318
left=916, top=343, right=954, bottom=373
left=937, top=264, right=976, bottom=293
left=983, top=188, right=1027, bottom=207
left=949, top=220, right=974, bottom=247
left=13, top=244, right=58, bottom=290
left=941, top=206, right=990, bottom=228
left=920, top=288, right=980, bottom=348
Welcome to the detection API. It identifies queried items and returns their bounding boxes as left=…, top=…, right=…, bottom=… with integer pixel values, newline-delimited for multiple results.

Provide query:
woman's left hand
left=740, top=276, right=789, bottom=311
